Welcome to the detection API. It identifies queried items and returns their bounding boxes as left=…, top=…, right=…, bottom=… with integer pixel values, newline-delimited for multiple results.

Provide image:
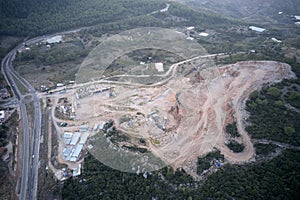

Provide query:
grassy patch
left=13, top=77, right=28, bottom=95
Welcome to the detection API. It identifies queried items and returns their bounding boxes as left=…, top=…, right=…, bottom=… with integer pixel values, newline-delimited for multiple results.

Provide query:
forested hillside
left=176, top=0, right=300, bottom=24
left=0, top=0, right=235, bottom=37
left=60, top=149, right=300, bottom=199
left=0, top=0, right=236, bottom=60
left=0, top=0, right=166, bottom=36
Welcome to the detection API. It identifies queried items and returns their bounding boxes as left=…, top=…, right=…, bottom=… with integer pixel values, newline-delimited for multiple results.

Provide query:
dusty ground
left=49, top=58, right=295, bottom=177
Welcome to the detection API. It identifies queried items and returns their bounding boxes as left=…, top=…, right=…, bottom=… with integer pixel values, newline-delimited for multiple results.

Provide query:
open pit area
left=46, top=28, right=296, bottom=177
left=51, top=59, right=295, bottom=176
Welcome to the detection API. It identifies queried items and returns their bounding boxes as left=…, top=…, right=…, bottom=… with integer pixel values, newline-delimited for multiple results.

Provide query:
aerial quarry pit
left=52, top=58, right=295, bottom=179
left=49, top=24, right=296, bottom=179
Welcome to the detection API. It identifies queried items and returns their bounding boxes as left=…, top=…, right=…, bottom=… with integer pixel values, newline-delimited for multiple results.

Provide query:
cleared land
left=63, top=59, right=295, bottom=176
left=42, top=28, right=296, bottom=177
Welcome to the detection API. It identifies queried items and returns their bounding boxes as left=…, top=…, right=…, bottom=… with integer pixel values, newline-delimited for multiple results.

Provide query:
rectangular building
left=70, top=132, right=80, bottom=145
left=72, top=144, right=84, bottom=158
left=249, top=26, right=266, bottom=32
left=63, top=132, right=73, bottom=138
left=65, top=139, right=71, bottom=145
left=63, top=146, right=72, bottom=157
left=79, top=132, right=89, bottom=144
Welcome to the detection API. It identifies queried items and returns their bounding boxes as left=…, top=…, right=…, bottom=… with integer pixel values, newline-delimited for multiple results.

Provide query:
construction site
left=47, top=28, right=296, bottom=178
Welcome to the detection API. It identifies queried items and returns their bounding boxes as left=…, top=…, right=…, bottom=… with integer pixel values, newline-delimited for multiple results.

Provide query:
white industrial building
left=62, top=125, right=92, bottom=163
left=63, top=143, right=84, bottom=162
left=63, top=132, right=73, bottom=138
left=65, top=139, right=71, bottom=145
left=57, top=83, right=64, bottom=87
left=79, top=132, right=89, bottom=144
left=45, top=35, right=63, bottom=44
left=155, top=63, right=164, bottom=72
left=63, top=147, right=72, bottom=157
left=249, top=26, right=266, bottom=32
left=271, top=38, right=282, bottom=43
left=70, top=132, right=80, bottom=145
left=73, top=164, right=81, bottom=177
left=199, top=32, right=209, bottom=37
left=72, top=144, right=84, bottom=158
left=186, top=26, right=195, bottom=30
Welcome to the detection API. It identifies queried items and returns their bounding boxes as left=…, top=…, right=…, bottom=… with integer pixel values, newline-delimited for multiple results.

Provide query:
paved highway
left=2, top=50, right=32, bottom=200
left=1, top=28, right=84, bottom=200
left=1, top=46, right=42, bottom=200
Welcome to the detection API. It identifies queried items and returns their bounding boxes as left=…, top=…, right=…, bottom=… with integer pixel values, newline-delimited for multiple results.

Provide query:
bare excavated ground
left=64, top=60, right=295, bottom=176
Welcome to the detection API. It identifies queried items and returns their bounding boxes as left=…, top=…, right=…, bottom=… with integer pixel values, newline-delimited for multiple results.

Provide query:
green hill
left=0, top=0, right=166, bottom=36
left=176, top=0, right=300, bottom=25
left=0, top=0, right=236, bottom=37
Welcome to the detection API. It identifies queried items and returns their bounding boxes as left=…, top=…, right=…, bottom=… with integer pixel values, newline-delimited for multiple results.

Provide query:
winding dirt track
left=137, top=61, right=295, bottom=170
left=148, top=61, right=292, bottom=168
left=216, top=61, right=295, bottom=163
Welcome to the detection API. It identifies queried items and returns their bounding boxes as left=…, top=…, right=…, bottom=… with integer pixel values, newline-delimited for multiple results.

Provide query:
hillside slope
left=176, top=0, right=300, bottom=24
left=0, top=0, right=238, bottom=38
left=0, top=0, right=166, bottom=36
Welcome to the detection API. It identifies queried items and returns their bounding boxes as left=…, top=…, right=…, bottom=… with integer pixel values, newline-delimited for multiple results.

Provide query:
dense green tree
left=0, top=0, right=166, bottom=36
left=284, top=126, right=295, bottom=136
left=267, top=87, right=281, bottom=97
left=226, top=122, right=239, bottom=138
left=246, top=85, right=300, bottom=145
left=227, top=141, right=245, bottom=153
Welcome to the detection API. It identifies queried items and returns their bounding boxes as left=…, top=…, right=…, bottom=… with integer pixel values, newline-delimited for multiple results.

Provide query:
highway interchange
left=2, top=42, right=41, bottom=200
left=0, top=6, right=171, bottom=198
left=0, top=4, right=188, bottom=200
left=0, top=29, right=223, bottom=199
left=1, top=30, right=81, bottom=200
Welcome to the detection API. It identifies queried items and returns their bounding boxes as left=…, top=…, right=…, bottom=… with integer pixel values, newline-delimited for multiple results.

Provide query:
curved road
left=1, top=29, right=82, bottom=200
left=2, top=47, right=41, bottom=200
